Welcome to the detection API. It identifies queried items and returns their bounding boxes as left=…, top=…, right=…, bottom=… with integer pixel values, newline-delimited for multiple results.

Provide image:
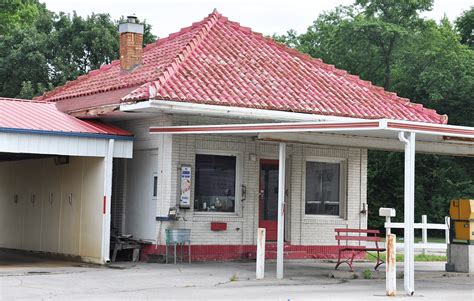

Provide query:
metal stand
left=165, top=240, right=191, bottom=264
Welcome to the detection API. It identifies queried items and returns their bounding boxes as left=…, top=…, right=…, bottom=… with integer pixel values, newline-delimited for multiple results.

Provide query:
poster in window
left=179, top=166, right=192, bottom=208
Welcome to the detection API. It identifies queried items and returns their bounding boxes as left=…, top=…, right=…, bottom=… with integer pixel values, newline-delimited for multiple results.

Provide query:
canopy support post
left=101, top=139, right=114, bottom=264
left=398, top=132, right=416, bottom=296
left=276, top=142, right=286, bottom=279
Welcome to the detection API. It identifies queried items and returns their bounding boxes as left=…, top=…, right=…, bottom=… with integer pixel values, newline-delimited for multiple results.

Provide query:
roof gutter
left=120, top=99, right=365, bottom=122
left=0, top=127, right=134, bottom=141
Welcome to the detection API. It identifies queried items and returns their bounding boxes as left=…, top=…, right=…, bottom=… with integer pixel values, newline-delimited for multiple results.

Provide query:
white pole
left=256, top=228, right=266, bottom=279
left=421, top=215, right=427, bottom=255
left=101, top=139, right=114, bottom=263
left=386, top=216, right=391, bottom=235
left=276, top=142, right=286, bottom=279
left=386, top=233, right=397, bottom=296
left=445, top=216, right=450, bottom=244
left=399, top=131, right=415, bottom=296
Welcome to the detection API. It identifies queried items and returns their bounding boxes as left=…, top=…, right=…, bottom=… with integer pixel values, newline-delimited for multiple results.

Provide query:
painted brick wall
left=116, top=114, right=368, bottom=247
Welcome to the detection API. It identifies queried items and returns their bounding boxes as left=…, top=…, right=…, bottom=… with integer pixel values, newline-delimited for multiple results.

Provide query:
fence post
left=445, top=216, right=450, bottom=244
left=386, top=234, right=397, bottom=296
left=386, top=216, right=391, bottom=235
left=256, top=228, right=266, bottom=279
left=421, top=215, right=427, bottom=255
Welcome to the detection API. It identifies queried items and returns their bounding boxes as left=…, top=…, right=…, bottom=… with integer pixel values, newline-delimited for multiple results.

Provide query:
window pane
left=153, top=176, right=158, bottom=197
left=305, top=161, right=340, bottom=215
left=194, top=154, right=236, bottom=212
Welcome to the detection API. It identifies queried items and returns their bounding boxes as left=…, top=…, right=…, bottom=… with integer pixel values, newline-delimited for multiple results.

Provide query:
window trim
left=303, top=156, right=347, bottom=219
left=193, top=149, right=243, bottom=216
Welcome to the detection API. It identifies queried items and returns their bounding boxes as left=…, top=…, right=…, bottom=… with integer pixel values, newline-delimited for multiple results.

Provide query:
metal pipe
left=276, top=142, right=286, bottom=279
left=386, top=233, right=397, bottom=296
left=398, top=131, right=416, bottom=295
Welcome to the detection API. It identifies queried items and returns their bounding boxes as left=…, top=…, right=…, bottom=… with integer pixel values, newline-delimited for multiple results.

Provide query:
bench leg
left=374, top=250, right=384, bottom=271
left=335, top=249, right=343, bottom=270
left=347, top=251, right=357, bottom=272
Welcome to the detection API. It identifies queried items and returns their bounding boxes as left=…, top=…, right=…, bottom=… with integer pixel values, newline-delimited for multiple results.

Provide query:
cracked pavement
left=0, top=253, right=472, bottom=300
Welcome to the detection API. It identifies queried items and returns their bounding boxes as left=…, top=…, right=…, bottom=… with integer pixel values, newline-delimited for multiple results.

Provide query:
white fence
left=384, top=215, right=450, bottom=253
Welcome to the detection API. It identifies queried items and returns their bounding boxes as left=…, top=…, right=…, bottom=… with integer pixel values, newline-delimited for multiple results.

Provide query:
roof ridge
left=122, top=10, right=221, bottom=103
left=35, top=12, right=219, bottom=102
left=0, top=97, right=49, bottom=104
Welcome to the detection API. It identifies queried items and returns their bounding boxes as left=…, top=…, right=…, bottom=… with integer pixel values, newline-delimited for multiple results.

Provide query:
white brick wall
left=117, top=114, right=368, bottom=246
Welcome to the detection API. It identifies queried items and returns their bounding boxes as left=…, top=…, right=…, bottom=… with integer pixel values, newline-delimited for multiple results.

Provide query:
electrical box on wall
left=179, top=165, right=191, bottom=209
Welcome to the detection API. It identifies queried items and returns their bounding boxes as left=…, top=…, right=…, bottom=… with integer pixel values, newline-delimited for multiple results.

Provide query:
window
left=153, top=175, right=158, bottom=197
left=194, top=154, right=237, bottom=213
left=305, top=161, right=344, bottom=216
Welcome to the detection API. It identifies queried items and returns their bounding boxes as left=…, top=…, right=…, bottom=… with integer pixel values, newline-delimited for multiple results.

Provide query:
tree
left=0, top=0, right=44, bottom=35
left=276, top=1, right=474, bottom=230
left=456, top=7, right=474, bottom=48
left=0, top=4, right=157, bottom=99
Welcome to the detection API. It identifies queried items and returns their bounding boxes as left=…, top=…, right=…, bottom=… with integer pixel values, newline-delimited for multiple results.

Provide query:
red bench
left=335, top=228, right=385, bottom=271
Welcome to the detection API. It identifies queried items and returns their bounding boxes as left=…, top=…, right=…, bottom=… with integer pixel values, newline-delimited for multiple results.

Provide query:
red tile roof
left=0, top=98, right=132, bottom=138
left=37, top=10, right=447, bottom=124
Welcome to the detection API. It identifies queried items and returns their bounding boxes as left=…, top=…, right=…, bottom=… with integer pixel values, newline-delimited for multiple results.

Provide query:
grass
left=362, top=269, right=373, bottom=279
left=229, top=272, right=239, bottom=282
left=366, top=252, right=446, bottom=262
left=381, top=236, right=447, bottom=244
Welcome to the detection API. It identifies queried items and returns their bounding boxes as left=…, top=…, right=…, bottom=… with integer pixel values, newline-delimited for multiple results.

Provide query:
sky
left=40, top=0, right=472, bottom=38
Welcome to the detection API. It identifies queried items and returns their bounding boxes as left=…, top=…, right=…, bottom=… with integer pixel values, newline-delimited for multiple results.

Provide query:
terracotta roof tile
left=38, top=10, right=447, bottom=124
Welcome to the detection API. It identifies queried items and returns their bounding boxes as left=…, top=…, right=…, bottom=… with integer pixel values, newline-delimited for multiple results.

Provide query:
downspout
left=398, top=131, right=416, bottom=296
left=102, top=139, right=115, bottom=263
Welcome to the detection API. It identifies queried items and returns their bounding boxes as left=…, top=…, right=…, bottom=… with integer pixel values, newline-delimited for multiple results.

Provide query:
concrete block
left=446, top=243, right=474, bottom=273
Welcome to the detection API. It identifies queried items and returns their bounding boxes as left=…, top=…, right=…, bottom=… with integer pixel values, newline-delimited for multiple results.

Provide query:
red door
left=259, top=160, right=280, bottom=241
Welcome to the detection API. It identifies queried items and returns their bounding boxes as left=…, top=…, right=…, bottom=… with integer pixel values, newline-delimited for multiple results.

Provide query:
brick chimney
left=119, top=16, right=144, bottom=71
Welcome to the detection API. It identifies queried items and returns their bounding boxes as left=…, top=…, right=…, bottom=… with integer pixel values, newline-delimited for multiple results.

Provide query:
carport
left=150, top=119, right=474, bottom=295
left=0, top=98, right=133, bottom=264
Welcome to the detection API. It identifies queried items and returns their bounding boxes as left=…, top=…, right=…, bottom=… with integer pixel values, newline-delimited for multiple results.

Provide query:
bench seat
left=335, top=228, right=385, bottom=271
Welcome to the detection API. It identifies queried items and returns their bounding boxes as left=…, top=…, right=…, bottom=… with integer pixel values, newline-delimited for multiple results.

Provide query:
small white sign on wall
left=179, top=166, right=192, bottom=208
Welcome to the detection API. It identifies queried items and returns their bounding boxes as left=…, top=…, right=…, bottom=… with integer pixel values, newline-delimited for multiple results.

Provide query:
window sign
left=179, top=166, right=192, bottom=208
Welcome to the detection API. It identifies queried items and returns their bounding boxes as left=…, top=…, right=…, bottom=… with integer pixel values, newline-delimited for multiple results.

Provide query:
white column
left=256, top=228, right=266, bottom=279
left=398, top=132, right=415, bottom=296
left=101, top=139, right=114, bottom=263
left=276, top=142, right=286, bottom=279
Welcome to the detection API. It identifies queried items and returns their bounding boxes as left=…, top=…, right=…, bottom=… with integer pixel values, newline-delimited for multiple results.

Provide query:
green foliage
left=455, top=7, right=474, bottom=48
left=0, top=0, right=44, bottom=35
left=366, top=252, right=446, bottom=262
left=362, top=269, right=373, bottom=279
left=276, top=1, right=473, bottom=231
left=0, top=3, right=157, bottom=99
left=229, top=272, right=239, bottom=282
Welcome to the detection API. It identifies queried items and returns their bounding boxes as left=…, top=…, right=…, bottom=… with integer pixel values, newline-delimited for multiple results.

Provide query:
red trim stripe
left=387, top=122, right=474, bottom=136
left=103, top=196, right=106, bottom=214
left=150, top=121, right=380, bottom=134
